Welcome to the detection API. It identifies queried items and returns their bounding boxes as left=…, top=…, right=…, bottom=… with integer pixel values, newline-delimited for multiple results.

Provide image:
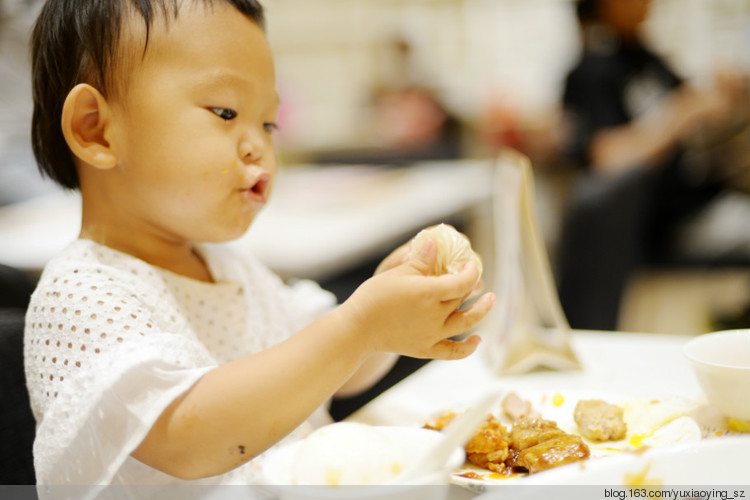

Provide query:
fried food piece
left=508, top=416, right=566, bottom=451
left=512, top=434, right=590, bottom=473
left=574, top=399, right=627, bottom=442
left=427, top=406, right=591, bottom=476
left=465, top=416, right=510, bottom=472
left=423, top=410, right=456, bottom=431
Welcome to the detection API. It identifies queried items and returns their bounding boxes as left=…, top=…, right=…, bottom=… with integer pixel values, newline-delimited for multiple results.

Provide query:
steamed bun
left=410, top=224, right=483, bottom=278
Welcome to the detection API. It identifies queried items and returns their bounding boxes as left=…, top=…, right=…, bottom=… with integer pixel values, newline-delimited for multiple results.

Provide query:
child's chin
left=195, top=224, right=253, bottom=244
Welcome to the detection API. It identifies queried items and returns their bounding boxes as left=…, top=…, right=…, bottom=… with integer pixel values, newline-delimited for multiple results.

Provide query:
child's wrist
left=332, top=301, right=377, bottom=357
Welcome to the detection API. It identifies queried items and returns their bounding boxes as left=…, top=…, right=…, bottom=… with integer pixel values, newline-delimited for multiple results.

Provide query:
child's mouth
left=242, top=174, right=270, bottom=201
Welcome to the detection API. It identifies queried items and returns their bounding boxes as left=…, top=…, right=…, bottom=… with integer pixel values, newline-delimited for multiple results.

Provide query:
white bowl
left=684, top=329, right=750, bottom=420
left=261, top=423, right=465, bottom=500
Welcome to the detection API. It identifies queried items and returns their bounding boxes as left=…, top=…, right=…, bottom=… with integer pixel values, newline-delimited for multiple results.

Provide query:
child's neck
left=80, top=226, right=214, bottom=283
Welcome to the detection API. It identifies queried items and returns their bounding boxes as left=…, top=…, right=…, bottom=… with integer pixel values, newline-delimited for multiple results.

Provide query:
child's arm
left=131, top=239, right=494, bottom=479
left=332, top=242, right=409, bottom=397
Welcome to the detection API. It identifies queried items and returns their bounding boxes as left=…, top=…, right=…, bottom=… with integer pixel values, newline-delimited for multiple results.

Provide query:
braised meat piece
left=574, top=399, right=627, bottom=442
left=465, top=416, right=510, bottom=473
left=512, top=434, right=591, bottom=473
left=426, top=399, right=594, bottom=476
left=508, top=416, right=566, bottom=451
left=501, top=392, right=541, bottom=421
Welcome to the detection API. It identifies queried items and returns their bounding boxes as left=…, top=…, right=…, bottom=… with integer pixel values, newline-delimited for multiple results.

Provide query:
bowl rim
left=261, top=424, right=465, bottom=486
left=683, top=329, right=750, bottom=370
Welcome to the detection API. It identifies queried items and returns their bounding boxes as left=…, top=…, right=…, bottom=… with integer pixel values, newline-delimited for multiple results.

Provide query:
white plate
left=447, top=390, right=711, bottom=492
left=468, top=436, right=750, bottom=500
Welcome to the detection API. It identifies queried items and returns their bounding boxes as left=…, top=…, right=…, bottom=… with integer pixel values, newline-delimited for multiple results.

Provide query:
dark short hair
left=31, top=0, right=265, bottom=190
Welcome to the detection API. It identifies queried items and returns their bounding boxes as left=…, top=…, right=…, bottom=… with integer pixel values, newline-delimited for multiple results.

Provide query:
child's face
left=102, top=2, right=278, bottom=244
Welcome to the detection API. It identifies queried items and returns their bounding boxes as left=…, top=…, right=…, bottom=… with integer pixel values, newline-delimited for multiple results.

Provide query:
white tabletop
left=348, top=330, right=704, bottom=427
left=0, top=159, right=493, bottom=280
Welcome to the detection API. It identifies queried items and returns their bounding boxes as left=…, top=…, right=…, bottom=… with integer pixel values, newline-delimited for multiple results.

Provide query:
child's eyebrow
left=190, top=70, right=253, bottom=90
left=190, top=69, right=279, bottom=106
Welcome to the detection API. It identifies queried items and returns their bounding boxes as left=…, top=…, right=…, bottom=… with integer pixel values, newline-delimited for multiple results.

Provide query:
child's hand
left=339, top=238, right=496, bottom=361
left=373, top=241, right=410, bottom=275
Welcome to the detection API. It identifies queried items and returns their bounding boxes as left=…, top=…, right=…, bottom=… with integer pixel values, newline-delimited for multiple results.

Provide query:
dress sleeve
left=25, top=264, right=217, bottom=486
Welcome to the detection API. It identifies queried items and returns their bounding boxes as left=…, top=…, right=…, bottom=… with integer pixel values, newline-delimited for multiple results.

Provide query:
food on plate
left=410, top=224, right=483, bottom=278
left=502, top=392, right=541, bottom=421
left=622, top=397, right=697, bottom=446
left=727, top=418, right=750, bottom=433
left=425, top=412, right=590, bottom=475
left=507, top=433, right=590, bottom=473
left=464, top=416, right=510, bottom=473
left=430, top=392, right=711, bottom=488
left=423, top=410, right=458, bottom=432
left=630, top=415, right=701, bottom=448
left=289, top=422, right=406, bottom=485
left=508, top=416, right=567, bottom=450
left=574, top=399, right=627, bottom=442
left=506, top=417, right=591, bottom=473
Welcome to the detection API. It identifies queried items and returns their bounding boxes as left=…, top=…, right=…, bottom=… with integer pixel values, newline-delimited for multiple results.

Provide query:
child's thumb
left=409, top=238, right=437, bottom=275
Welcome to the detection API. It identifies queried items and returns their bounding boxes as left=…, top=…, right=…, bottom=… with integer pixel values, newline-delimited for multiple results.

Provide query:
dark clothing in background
left=563, top=40, right=682, bottom=165
left=0, top=264, right=35, bottom=311
left=0, top=264, right=37, bottom=484
left=556, top=39, right=723, bottom=330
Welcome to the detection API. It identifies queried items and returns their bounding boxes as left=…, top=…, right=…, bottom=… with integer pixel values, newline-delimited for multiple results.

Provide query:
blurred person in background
left=367, top=35, right=462, bottom=161
left=555, top=0, right=750, bottom=330
left=1, top=0, right=47, bottom=312
left=0, top=0, right=53, bottom=206
left=314, top=36, right=464, bottom=166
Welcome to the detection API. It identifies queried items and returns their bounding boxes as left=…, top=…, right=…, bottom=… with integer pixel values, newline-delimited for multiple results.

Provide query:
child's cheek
left=221, top=158, right=238, bottom=175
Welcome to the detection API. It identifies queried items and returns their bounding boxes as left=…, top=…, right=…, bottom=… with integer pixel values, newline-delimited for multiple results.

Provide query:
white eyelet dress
left=24, top=239, right=336, bottom=496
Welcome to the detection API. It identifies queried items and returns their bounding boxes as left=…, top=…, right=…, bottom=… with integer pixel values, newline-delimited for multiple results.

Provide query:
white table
left=0, top=159, right=494, bottom=280
left=348, top=330, right=704, bottom=428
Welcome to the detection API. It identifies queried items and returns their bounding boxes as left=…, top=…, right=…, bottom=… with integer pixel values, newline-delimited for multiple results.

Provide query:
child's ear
left=61, top=83, right=118, bottom=169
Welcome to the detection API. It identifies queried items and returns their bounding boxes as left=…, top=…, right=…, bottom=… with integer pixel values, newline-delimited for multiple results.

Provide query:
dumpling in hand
left=410, top=223, right=483, bottom=278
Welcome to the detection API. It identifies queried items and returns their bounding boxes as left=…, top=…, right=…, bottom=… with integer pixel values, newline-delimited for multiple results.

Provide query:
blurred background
left=2, top=0, right=750, bottom=339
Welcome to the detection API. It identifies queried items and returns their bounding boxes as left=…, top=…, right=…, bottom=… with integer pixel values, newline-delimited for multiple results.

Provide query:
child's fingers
left=443, top=276, right=486, bottom=310
left=432, top=260, right=482, bottom=301
left=426, top=335, right=482, bottom=360
left=407, top=237, right=437, bottom=276
left=444, top=292, right=496, bottom=334
left=469, top=278, right=486, bottom=299
left=374, top=242, right=411, bottom=275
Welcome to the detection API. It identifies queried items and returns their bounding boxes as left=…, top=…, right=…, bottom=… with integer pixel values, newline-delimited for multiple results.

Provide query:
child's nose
left=239, top=132, right=263, bottom=164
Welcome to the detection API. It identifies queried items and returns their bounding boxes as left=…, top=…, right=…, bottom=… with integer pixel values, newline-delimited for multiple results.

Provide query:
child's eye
left=263, top=122, right=278, bottom=133
left=210, top=108, right=237, bottom=121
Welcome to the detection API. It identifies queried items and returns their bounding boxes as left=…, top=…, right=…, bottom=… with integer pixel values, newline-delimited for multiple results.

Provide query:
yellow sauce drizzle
left=629, top=433, right=651, bottom=448
left=623, top=461, right=662, bottom=486
left=727, top=417, right=750, bottom=433
left=552, top=393, right=565, bottom=407
left=325, top=468, right=341, bottom=486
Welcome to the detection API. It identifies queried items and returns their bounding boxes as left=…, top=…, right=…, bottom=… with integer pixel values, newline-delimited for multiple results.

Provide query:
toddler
left=24, top=0, right=495, bottom=491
